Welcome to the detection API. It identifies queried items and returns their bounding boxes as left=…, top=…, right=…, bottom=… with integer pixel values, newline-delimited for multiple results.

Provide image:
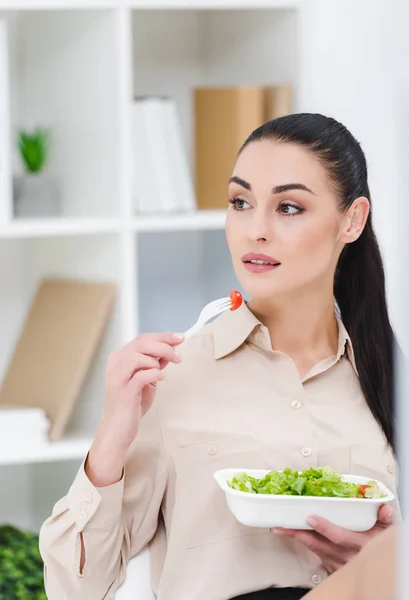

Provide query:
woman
left=39, top=113, right=398, bottom=600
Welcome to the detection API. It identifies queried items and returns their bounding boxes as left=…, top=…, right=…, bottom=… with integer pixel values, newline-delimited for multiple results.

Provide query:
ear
left=340, top=197, right=370, bottom=244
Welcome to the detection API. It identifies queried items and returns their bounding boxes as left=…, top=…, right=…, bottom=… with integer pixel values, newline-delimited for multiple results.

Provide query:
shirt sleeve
left=39, top=402, right=167, bottom=600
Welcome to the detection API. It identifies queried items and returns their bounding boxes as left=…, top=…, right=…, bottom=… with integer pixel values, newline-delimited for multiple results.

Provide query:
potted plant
left=13, top=127, right=60, bottom=218
left=0, top=524, right=46, bottom=599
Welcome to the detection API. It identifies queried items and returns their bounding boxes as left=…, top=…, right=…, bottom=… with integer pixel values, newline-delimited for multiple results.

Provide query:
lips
left=241, top=253, right=281, bottom=266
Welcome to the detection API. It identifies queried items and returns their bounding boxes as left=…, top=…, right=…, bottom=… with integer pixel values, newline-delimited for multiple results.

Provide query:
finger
left=281, top=530, right=333, bottom=554
left=128, top=368, right=165, bottom=396
left=272, top=528, right=318, bottom=543
left=272, top=527, right=302, bottom=536
left=157, top=357, right=170, bottom=370
left=304, top=516, right=362, bottom=549
left=122, top=351, right=170, bottom=373
left=140, top=383, right=157, bottom=415
left=110, top=354, right=161, bottom=386
left=376, top=504, right=395, bottom=527
left=133, top=332, right=185, bottom=349
left=272, top=527, right=331, bottom=546
left=133, top=339, right=183, bottom=365
left=274, top=529, right=347, bottom=568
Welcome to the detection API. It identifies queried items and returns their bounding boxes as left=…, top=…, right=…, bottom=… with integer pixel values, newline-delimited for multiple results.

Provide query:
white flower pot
left=13, top=173, right=60, bottom=218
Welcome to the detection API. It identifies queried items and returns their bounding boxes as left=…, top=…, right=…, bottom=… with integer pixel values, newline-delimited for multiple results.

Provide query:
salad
left=227, top=467, right=385, bottom=499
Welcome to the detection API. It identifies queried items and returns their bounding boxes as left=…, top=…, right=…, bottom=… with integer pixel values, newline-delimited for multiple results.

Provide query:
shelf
left=0, top=213, right=227, bottom=237
left=131, top=0, right=301, bottom=7
left=0, top=218, right=122, bottom=239
left=131, top=210, right=227, bottom=232
left=0, top=434, right=92, bottom=466
left=5, top=0, right=302, bottom=11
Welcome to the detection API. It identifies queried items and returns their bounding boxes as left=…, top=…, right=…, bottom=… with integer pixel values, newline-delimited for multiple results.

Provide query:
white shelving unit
left=0, top=434, right=93, bottom=466
left=4, top=1, right=302, bottom=10
left=0, top=1, right=300, bottom=531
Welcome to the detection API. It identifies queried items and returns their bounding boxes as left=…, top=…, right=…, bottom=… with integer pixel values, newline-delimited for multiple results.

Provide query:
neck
left=248, top=285, right=339, bottom=374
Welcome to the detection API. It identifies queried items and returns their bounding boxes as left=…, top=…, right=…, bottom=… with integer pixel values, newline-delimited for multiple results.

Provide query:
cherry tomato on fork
left=230, top=290, right=243, bottom=311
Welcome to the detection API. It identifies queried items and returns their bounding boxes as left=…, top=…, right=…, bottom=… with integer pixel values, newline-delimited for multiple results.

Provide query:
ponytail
left=335, top=218, right=395, bottom=450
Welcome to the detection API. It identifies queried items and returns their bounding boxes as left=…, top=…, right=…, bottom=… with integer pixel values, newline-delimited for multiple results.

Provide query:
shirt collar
left=213, top=301, right=261, bottom=360
left=212, top=300, right=358, bottom=377
left=335, top=316, right=358, bottom=376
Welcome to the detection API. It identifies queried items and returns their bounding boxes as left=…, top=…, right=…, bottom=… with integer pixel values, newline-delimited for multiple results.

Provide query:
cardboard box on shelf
left=0, top=279, right=116, bottom=441
left=194, top=84, right=293, bottom=211
left=264, top=84, right=293, bottom=121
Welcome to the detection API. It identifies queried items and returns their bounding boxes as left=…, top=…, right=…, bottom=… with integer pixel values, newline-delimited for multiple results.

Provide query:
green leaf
left=227, top=466, right=384, bottom=499
left=0, top=524, right=46, bottom=599
left=17, top=128, right=51, bottom=173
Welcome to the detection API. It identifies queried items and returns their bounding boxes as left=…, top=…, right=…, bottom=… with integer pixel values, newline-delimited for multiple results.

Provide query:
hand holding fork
left=89, top=290, right=243, bottom=484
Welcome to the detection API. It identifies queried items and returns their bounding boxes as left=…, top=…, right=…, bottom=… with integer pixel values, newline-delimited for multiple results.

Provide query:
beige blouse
left=39, top=302, right=398, bottom=600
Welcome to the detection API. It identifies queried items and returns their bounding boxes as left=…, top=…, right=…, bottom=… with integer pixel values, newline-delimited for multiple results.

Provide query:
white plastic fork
left=183, top=297, right=232, bottom=338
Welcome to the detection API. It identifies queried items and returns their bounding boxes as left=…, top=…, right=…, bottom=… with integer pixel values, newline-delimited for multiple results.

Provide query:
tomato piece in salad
left=359, top=484, right=369, bottom=497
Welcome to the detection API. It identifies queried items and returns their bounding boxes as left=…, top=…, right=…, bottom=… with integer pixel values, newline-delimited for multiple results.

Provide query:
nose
left=248, top=210, right=274, bottom=243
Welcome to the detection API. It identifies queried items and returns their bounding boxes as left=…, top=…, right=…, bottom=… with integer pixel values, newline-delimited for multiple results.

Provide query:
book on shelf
left=194, top=84, right=293, bottom=211
left=131, top=96, right=196, bottom=215
left=0, top=20, right=11, bottom=223
left=0, top=278, right=116, bottom=442
left=0, top=406, right=49, bottom=442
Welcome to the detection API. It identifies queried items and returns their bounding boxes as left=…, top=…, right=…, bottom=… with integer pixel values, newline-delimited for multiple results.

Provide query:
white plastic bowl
left=213, top=468, right=395, bottom=532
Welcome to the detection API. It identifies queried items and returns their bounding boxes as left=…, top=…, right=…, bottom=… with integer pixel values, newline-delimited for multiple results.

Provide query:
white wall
left=11, top=10, right=122, bottom=217
left=298, top=0, right=408, bottom=352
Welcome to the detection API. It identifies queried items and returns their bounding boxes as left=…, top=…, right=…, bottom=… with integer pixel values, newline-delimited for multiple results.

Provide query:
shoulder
left=166, top=319, right=220, bottom=377
left=153, top=315, right=231, bottom=396
left=152, top=323, right=218, bottom=416
left=178, top=321, right=217, bottom=360
left=154, top=303, right=258, bottom=405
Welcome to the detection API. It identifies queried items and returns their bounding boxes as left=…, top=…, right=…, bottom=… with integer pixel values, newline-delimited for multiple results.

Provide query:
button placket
left=296, top=388, right=316, bottom=464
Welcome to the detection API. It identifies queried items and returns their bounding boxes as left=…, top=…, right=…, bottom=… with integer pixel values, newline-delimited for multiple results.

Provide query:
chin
left=237, top=272, right=286, bottom=299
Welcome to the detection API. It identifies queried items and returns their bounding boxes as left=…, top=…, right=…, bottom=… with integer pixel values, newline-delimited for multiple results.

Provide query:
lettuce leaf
left=227, top=466, right=384, bottom=499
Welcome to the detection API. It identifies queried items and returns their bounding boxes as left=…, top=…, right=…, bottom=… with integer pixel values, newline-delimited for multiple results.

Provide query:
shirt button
left=301, top=447, right=312, bottom=457
left=387, top=464, right=395, bottom=474
left=79, top=510, right=87, bottom=521
left=84, top=492, right=92, bottom=503
left=291, top=400, right=301, bottom=410
left=208, top=445, right=218, bottom=456
left=312, top=574, right=321, bottom=585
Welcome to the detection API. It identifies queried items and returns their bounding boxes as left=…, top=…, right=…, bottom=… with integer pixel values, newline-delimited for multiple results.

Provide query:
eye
left=278, top=202, right=304, bottom=217
left=229, top=197, right=251, bottom=211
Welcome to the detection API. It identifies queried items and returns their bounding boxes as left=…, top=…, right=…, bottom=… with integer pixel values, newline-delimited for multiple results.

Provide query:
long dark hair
left=240, top=113, right=396, bottom=451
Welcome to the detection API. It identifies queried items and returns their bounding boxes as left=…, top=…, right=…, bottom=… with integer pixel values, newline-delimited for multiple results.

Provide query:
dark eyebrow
left=229, top=177, right=315, bottom=196
left=228, top=176, right=251, bottom=190
left=272, top=183, right=316, bottom=195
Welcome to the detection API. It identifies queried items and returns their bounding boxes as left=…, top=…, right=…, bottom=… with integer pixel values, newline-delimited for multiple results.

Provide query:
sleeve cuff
left=67, top=458, right=125, bottom=531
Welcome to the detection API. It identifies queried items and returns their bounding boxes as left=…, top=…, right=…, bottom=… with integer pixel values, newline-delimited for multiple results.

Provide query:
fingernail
left=174, top=351, right=182, bottom=362
left=173, top=333, right=185, bottom=341
left=307, top=517, right=317, bottom=527
left=386, top=508, right=394, bottom=522
left=271, top=528, right=285, bottom=535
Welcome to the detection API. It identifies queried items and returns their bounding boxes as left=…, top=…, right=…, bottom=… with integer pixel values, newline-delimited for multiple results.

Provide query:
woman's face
left=226, top=140, right=350, bottom=300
